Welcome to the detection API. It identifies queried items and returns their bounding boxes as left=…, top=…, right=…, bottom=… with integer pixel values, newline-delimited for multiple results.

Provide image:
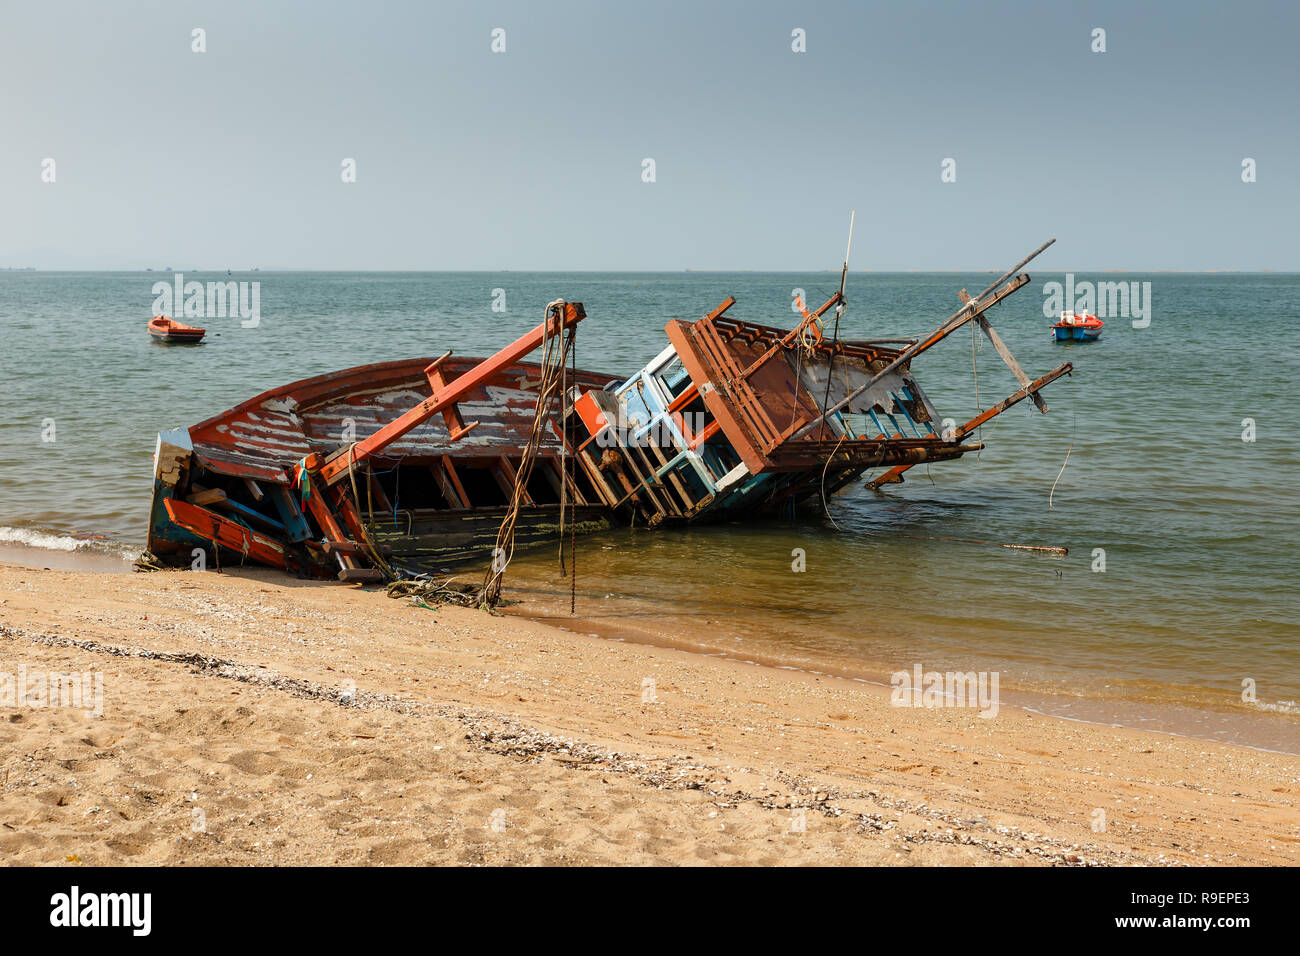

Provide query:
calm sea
left=0, top=271, right=1296, bottom=751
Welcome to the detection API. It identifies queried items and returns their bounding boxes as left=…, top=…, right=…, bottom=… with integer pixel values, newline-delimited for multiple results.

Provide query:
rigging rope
left=1049, top=442, right=1073, bottom=510
left=345, top=442, right=396, bottom=581
left=569, top=329, right=578, bottom=615
left=817, top=302, right=843, bottom=441
left=481, top=300, right=572, bottom=608
left=971, top=321, right=982, bottom=458
left=818, top=430, right=849, bottom=532
left=1049, top=410, right=1078, bottom=510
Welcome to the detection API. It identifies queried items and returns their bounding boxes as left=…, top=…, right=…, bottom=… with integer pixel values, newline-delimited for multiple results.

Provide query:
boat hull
left=1052, top=326, right=1102, bottom=341
left=144, top=356, right=623, bottom=577
left=149, top=329, right=206, bottom=344
left=148, top=315, right=206, bottom=343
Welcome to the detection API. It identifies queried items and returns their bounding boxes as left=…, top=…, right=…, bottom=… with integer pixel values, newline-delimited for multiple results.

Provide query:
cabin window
left=675, top=395, right=709, bottom=440
left=656, top=358, right=693, bottom=401
left=702, top=442, right=741, bottom=480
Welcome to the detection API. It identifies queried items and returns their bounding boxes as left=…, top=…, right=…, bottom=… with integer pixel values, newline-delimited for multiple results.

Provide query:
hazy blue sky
left=2, top=0, right=1296, bottom=270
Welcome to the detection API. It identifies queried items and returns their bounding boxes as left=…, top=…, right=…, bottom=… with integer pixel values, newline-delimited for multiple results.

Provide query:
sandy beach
left=0, top=559, right=1296, bottom=866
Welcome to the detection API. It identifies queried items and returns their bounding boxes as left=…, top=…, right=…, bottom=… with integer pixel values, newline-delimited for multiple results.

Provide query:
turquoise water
left=0, top=271, right=1296, bottom=748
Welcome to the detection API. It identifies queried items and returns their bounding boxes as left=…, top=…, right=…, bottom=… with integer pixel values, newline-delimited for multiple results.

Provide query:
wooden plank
left=625, top=442, right=680, bottom=516
left=960, top=288, right=1047, bottom=413
left=187, top=488, right=227, bottom=506
left=865, top=363, right=1072, bottom=489
left=337, top=567, right=386, bottom=583
left=666, top=320, right=770, bottom=474
left=438, top=457, right=471, bottom=509
left=317, top=303, right=585, bottom=484
left=211, top=496, right=285, bottom=533
left=297, top=471, right=362, bottom=573
left=163, top=498, right=287, bottom=569
left=425, top=352, right=482, bottom=441
left=545, top=456, right=589, bottom=506
left=315, top=539, right=393, bottom=557
left=496, top=455, right=531, bottom=505
left=574, top=448, right=621, bottom=507
left=645, top=440, right=696, bottom=512
left=269, top=485, right=313, bottom=543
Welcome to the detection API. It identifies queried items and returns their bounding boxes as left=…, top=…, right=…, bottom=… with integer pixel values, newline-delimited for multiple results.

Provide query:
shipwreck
left=141, top=238, right=1072, bottom=601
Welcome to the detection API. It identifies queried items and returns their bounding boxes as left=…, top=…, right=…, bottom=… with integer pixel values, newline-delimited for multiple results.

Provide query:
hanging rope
left=971, top=321, right=982, bottom=458
left=345, top=443, right=396, bottom=581
left=1049, top=410, right=1078, bottom=510
left=817, top=303, right=843, bottom=442
left=481, top=300, right=572, bottom=607
left=558, top=331, right=569, bottom=576
left=1049, top=442, right=1073, bottom=509
left=818, top=430, right=850, bottom=532
left=787, top=339, right=808, bottom=431
left=568, top=328, right=578, bottom=615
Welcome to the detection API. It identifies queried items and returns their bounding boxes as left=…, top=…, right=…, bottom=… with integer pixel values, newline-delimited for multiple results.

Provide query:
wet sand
left=500, top=570, right=1300, bottom=757
left=0, top=560, right=1297, bottom=865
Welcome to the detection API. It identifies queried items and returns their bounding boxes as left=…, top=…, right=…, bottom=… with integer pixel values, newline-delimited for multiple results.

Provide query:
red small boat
left=148, top=315, right=206, bottom=344
left=1051, top=311, right=1103, bottom=341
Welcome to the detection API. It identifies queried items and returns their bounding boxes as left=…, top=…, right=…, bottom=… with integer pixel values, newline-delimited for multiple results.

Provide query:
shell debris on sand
left=0, top=562, right=1296, bottom=866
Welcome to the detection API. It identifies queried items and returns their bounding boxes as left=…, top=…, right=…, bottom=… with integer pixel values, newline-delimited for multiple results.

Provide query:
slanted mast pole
left=818, top=210, right=856, bottom=438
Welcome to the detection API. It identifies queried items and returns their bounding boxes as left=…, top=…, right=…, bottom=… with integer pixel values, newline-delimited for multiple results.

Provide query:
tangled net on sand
left=385, top=577, right=486, bottom=610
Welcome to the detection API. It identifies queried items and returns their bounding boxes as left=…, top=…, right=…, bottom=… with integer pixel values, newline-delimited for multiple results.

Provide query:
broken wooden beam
left=794, top=274, right=1032, bottom=441
left=865, top=362, right=1073, bottom=490
left=313, top=302, right=585, bottom=485
left=337, top=567, right=386, bottom=583
left=793, top=239, right=1057, bottom=441
left=959, top=288, right=1047, bottom=414
left=309, top=539, right=394, bottom=558
left=186, top=488, right=227, bottom=506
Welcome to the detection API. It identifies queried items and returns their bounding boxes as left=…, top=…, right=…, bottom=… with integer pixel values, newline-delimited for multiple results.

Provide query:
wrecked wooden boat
left=566, top=239, right=1074, bottom=518
left=141, top=238, right=1073, bottom=592
left=144, top=303, right=621, bottom=580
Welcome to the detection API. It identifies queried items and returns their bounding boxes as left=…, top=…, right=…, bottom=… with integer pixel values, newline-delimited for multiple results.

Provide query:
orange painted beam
left=317, top=302, right=585, bottom=484
left=164, top=498, right=287, bottom=569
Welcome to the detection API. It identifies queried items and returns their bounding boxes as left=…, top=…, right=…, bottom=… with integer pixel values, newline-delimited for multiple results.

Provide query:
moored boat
left=148, top=315, right=206, bottom=343
left=1051, top=311, right=1103, bottom=340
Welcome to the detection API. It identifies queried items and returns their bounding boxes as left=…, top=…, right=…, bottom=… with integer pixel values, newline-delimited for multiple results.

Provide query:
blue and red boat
left=1051, top=311, right=1103, bottom=341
